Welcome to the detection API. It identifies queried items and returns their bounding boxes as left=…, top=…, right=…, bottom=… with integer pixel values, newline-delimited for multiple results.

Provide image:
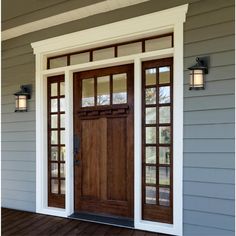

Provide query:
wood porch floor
left=2, top=208, right=169, bottom=236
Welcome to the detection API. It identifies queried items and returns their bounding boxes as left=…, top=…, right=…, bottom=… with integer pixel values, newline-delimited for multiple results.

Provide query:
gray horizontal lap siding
left=1, top=0, right=235, bottom=235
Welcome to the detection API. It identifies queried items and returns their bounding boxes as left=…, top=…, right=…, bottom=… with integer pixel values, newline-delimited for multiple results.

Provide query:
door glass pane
left=145, top=68, right=156, bottom=86
left=159, top=126, right=171, bottom=144
left=146, top=107, right=156, bottom=124
left=51, top=99, right=58, bottom=112
left=60, top=98, right=65, bottom=112
left=146, top=186, right=156, bottom=204
left=51, top=115, right=58, bottom=128
left=60, top=147, right=66, bottom=161
left=70, top=52, right=90, bottom=65
left=82, top=78, right=95, bottom=107
left=93, top=47, right=114, bottom=61
left=159, top=147, right=170, bottom=164
left=159, top=67, right=170, bottom=84
left=159, top=187, right=170, bottom=206
left=51, top=146, right=58, bottom=161
left=51, top=131, right=58, bottom=144
left=117, top=42, right=142, bottom=57
left=146, top=127, right=156, bottom=144
left=97, top=75, right=110, bottom=105
left=113, top=73, right=127, bottom=104
left=60, top=82, right=65, bottom=96
left=159, top=167, right=170, bottom=185
left=159, top=86, right=170, bottom=104
left=159, top=106, right=170, bottom=124
left=60, top=130, right=65, bottom=145
left=51, top=163, right=58, bottom=177
left=60, top=163, right=66, bottom=178
left=51, top=83, right=57, bottom=97
left=51, top=179, right=58, bottom=194
left=146, top=146, right=156, bottom=164
left=146, top=166, right=156, bottom=184
left=60, top=114, right=65, bottom=128
left=145, top=88, right=156, bottom=104
left=145, top=36, right=172, bottom=52
left=61, top=180, right=65, bottom=194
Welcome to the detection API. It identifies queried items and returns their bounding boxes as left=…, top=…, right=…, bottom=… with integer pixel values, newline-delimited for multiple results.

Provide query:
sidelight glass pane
left=60, top=130, right=65, bottom=145
left=51, top=115, right=58, bottom=128
left=60, top=82, right=65, bottom=96
left=145, top=36, right=172, bottom=52
left=145, top=146, right=156, bottom=164
left=60, top=114, right=65, bottom=128
left=146, top=127, right=156, bottom=144
left=51, top=163, right=58, bottom=178
left=145, top=88, right=156, bottom=105
left=51, top=179, right=58, bottom=194
left=159, top=126, right=171, bottom=144
left=51, top=99, right=58, bottom=112
left=146, top=186, right=156, bottom=204
left=60, top=147, right=66, bottom=161
left=159, top=67, right=170, bottom=84
left=70, top=52, right=90, bottom=65
left=159, top=86, right=170, bottom=104
left=146, top=107, right=156, bottom=124
left=113, top=73, right=127, bottom=104
left=159, top=147, right=170, bottom=165
left=93, top=47, right=114, bottom=61
left=117, top=42, right=142, bottom=57
left=159, top=187, right=170, bottom=206
left=61, top=180, right=65, bottom=194
left=146, top=166, right=156, bottom=184
left=51, top=146, right=58, bottom=161
left=159, top=106, right=170, bottom=124
left=49, top=56, right=67, bottom=69
left=82, top=78, right=95, bottom=107
left=159, top=167, right=170, bottom=185
left=51, top=131, right=58, bottom=144
left=145, top=68, right=156, bottom=86
left=60, top=98, right=65, bottom=112
left=97, top=75, right=110, bottom=105
left=60, top=163, right=66, bottom=178
left=51, top=83, right=58, bottom=97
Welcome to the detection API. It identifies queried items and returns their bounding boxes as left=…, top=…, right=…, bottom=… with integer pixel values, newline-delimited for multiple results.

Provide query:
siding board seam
left=184, top=194, right=235, bottom=201
left=183, top=208, right=235, bottom=217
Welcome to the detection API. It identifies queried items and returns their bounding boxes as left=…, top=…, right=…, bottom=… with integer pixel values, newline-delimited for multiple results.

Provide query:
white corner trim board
left=2, top=0, right=150, bottom=41
left=32, top=4, right=188, bottom=236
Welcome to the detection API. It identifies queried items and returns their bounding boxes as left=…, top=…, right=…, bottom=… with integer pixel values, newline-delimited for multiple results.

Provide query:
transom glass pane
left=159, top=67, right=170, bottom=84
left=113, top=73, right=127, bottom=104
left=93, top=47, right=114, bottom=61
left=145, top=146, right=156, bottom=164
left=146, top=166, right=156, bottom=184
left=82, top=78, right=95, bottom=107
left=70, top=52, right=90, bottom=65
left=117, top=42, right=142, bottom=57
left=146, top=186, right=156, bottom=204
left=145, top=36, right=172, bottom=52
left=49, top=56, right=67, bottom=69
left=97, top=76, right=110, bottom=106
left=145, top=68, right=156, bottom=86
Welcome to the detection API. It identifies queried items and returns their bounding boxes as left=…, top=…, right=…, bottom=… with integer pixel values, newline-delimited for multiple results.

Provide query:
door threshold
left=69, top=212, right=134, bottom=229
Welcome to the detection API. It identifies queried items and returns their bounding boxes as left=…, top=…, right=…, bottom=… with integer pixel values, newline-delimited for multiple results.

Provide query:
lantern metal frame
left=14, top=85, right=32, bottom=112
left=188, top=57, right=208, bottom=90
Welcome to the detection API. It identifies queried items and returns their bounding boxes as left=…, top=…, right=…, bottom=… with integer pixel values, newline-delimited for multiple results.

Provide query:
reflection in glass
left=159, top=187, right=170, bottom=206
left=159, top=106, right=170, bottom=124
left=159, top=126, right=171, bottom=144
left=159, top=167, right=170, bottom=185
left=60, top=82, right=65, bottom=96
left=82, top=78, right=95, bottom=107
left=51, top=99, right=58, bottom=112
left=146, top=146, right=156, bottom=164
left=51, top=163, right=58, bottom=178
left=60, top=130, right=65, bottom=145
left=61, top=180, right=65, bottom=194
left=51, top=179, right=58, bottom=194
left=97, top=76, right=110, bottom=105
left=51, top=147, right=58, bottom=161
left=159, top=147, right=170, bottom=164
left=60, top=114, right=65, bottom=128
left=146, top=127, right=156, bottom=144
left=60, top=163, right=66, bottom=178
left=60, top=147, right=66, bottom=161
left=146, top=166, right=156, bottom=184
left=113, top=73, right=127, bottom=104
left=146, top=68, right=156, bottom=86
left=145, top=88, right=156, bottom=104
left=146, top=107, right=156, bottom=124
left=51, top=83, right=57, bottom=97
left=146, top=186, right=156, bottom=204
left=60, top=98, right=65, bottom=112
left=159, top=67, right=170, bottom=84
left=51, top=115, right=58, bottom=128
left=159, top=86, right=170, bottom=104
left=51, top=131, right=58, bottom=144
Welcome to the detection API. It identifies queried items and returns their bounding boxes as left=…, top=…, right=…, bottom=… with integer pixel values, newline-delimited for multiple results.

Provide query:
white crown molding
left=2, top=0, right=149, bottom=41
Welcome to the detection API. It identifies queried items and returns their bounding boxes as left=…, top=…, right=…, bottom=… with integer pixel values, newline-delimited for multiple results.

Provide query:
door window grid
left=142, top=59, right=173, bottom=223
left=48, top=76, right=66, bottom=208
left=47, top=34, right=173, bottom=69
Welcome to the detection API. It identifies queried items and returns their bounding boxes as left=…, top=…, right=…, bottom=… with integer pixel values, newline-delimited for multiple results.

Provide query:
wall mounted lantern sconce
left=14, top=85, right=32, bottom=112
left=188, top=57, right=208, bottom=90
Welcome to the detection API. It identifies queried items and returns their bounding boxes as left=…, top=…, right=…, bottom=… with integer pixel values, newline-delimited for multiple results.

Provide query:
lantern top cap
left=14, top=85, right=31, bottom=99
left=188, top=57, right=208, bottom=74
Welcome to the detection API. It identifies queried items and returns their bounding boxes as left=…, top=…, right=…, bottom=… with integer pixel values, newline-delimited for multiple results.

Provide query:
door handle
left=74, top=134, right=80, bottom=165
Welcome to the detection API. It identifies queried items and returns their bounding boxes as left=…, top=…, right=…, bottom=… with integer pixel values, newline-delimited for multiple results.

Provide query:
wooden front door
left=73, top=64, right=134, bottom=219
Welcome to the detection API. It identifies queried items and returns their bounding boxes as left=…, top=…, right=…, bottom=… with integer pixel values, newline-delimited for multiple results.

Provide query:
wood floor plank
left=90, top=224, right=113, bottom=236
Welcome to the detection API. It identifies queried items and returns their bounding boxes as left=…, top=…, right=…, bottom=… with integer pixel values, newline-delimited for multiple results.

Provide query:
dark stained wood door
left=73, top=64, right=134, bottom=218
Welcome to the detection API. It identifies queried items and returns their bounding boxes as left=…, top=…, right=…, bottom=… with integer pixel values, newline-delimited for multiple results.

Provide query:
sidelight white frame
left=32, top=4, right=188, bottom=235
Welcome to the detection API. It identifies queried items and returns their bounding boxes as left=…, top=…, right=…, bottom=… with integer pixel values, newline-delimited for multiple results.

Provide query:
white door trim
left=32, top=4, right=188, bottom=235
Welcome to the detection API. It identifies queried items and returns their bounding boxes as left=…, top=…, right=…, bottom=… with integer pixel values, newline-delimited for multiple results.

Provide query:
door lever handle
left=74, top=159, right=81, bottom=165
left=73, top=134, right=80, bottom=156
